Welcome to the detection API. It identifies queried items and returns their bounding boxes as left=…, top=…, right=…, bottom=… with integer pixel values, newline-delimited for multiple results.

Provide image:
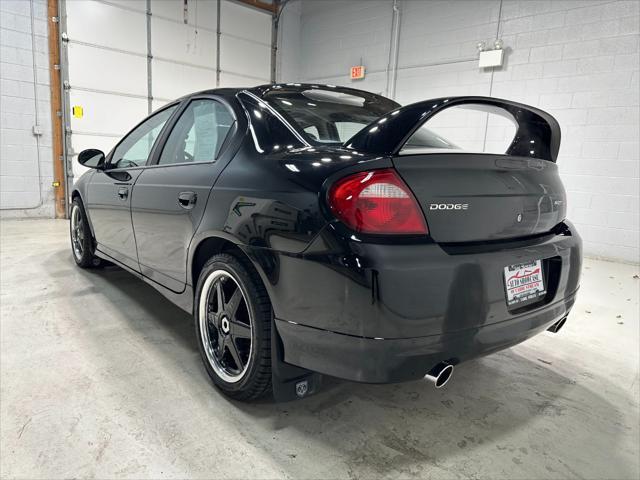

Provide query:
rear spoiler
left=345, top=96, right=561, bottom=162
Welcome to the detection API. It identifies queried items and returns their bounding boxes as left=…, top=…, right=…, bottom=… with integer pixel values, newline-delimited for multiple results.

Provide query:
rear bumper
left=247, top=221, right=582, bottom=383
left=275, top=288, right=576, bottom=383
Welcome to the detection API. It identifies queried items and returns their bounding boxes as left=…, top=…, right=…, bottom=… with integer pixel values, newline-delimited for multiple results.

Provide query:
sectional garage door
left=61, top=0, right=272, bottom=182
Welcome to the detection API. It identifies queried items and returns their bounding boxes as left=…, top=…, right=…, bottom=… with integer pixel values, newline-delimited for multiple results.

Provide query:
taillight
left=328, top=169, right=428, bottom=235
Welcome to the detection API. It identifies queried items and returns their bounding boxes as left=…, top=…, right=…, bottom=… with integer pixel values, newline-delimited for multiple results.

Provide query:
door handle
left=178, top=191, right=197, bottom=209
left=117, top=186, right=128, bottom=200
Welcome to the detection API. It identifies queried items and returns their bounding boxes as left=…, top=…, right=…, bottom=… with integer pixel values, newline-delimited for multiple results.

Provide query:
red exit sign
left=350, top=65, right=365, bottom=80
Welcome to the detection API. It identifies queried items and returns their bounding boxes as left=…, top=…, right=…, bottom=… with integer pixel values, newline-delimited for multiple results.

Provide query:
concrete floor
left=1, top=218, right=638, bottom=480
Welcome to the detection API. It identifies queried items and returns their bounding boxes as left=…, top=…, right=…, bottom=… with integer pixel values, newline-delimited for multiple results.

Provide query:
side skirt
left=94, top=249, right=193, bottom=314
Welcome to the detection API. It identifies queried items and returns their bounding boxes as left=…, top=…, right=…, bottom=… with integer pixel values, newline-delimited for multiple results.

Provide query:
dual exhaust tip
left=424, top=317, right=568, bottom=389
left=424, top=362, right=454, bottom=388
left=547, top=316, right=567, bottom=333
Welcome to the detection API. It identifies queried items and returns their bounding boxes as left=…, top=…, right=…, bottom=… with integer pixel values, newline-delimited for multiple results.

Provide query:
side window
left=110, top=105, right=177, bottom=168
left=158, top=99, right=234, bottom=165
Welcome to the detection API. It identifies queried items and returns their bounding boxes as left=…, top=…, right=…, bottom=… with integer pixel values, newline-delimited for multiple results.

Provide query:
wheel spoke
left=216, top=331, right=224, bottom=356
left=225, top=287, right=242, bottom=317
left=225, top=337, right=244, bottom=370
left=215, top=282, right=224, bottom=312
left=207, top=311, right=219, bottom=328
left=230, top=321, right=251, bottom=339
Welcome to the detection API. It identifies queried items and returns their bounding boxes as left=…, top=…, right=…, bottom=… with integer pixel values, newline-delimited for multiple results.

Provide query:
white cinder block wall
left=0, top=0, right=54, bottom=218
left=279, top=0, right=640, bottom=264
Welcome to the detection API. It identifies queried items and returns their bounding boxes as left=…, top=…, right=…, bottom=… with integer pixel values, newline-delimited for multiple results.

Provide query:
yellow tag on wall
left=72, top=105, right=83, bottom=118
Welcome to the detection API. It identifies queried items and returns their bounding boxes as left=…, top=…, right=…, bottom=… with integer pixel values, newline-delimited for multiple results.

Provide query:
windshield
left=261, top=87, right=399, bottom=145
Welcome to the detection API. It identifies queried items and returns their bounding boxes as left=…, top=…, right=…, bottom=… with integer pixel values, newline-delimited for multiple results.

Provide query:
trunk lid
left=393, top=153, right=566, bottom=243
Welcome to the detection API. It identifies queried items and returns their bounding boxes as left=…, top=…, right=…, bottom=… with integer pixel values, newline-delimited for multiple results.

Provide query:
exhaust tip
left=425, top=362, right=454, bottom=388
left=547, top=317, right=567, bottom=333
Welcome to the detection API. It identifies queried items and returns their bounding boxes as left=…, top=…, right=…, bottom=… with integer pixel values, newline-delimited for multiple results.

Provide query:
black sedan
left=70, top=84, right=582, bottom=401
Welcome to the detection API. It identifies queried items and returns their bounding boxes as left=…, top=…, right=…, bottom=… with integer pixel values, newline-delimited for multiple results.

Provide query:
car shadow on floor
left=67, top=260, right=197, bottom=352
left=62, top=252, right=635, bottom=478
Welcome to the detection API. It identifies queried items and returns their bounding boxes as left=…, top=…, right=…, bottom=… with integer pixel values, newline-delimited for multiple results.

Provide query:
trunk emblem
left=429, top=203, right=468, bottom=210
left=516, top=213, right=523, bottom=222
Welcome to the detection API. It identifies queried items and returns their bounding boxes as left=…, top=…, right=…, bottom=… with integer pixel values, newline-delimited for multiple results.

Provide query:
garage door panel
left=63, top=0, right=272, bottom=191
left=151, top=0, right=217, bottom=26
left=68, top=90, right=148, bottom=136
left=221, top=1, right=271, bottom=45
left=219, top=72, right=268, bottom=88
left=152, top=99, right=171, bottom=112
left=152, top=59, right=215, bottom=100
left=106, top=0, right=147, bottom=12
left=151, top=17, right=216, bottom=68
left=67, top=43, right=147, bottom=96
left=220, top=35, right=270, bottom=80
left=71, top=132, right=120, bottom=157
left=65, top=0, right=146, bottom=54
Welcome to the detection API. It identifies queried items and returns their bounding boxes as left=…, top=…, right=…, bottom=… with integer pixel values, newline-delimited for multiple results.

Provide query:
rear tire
left=195, top=252, right=272, bottom=401
left=70, top=197, right=102, bottom=268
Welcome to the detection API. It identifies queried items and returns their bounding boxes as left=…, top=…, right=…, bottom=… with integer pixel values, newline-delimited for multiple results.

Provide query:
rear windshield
left=403, top=126, right=460, bottom=151
left=262, top=87, right=398, bottom=145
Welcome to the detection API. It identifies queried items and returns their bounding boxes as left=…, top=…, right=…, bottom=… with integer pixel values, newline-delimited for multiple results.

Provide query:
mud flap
left=271, top=320, right=322, bottom=402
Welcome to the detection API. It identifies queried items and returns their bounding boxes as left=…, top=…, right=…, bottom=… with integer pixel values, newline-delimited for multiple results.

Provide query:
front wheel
left=195, top=253, right=272, bottom=401
left=70, top=197, right=101, bottom=268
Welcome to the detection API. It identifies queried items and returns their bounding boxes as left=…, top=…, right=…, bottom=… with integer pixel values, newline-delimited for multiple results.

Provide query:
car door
left=86, top=104, right=178, bottom=270
left=130, top=97, right=237, bottom=292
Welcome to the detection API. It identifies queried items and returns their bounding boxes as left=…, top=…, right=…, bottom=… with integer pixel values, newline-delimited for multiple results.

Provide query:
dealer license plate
left=504, top=260, right=546, bottom=306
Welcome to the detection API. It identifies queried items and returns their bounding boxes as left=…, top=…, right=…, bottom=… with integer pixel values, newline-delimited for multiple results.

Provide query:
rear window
left=401, top=104, right=516, bottom=155
left=403, top=127, right=460, bottom=151
left=262, top=87, right=398, bottom=144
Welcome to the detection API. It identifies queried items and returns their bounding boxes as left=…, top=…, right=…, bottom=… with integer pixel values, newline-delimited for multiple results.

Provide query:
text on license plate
left=503, top=259, right=546, bottom=306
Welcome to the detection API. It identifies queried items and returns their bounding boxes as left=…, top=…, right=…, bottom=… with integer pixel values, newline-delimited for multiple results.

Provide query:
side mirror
left=78, top=149, right=105, bottom=169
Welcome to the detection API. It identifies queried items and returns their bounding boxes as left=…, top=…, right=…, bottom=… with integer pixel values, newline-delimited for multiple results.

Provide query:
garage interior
left=1, top=0, right=639, bottom=478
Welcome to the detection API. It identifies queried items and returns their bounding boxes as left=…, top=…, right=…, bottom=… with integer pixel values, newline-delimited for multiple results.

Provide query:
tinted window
left=402, top=105, right=518, bottom=154
left=111, top=105, right=177, bottom=168
left=403, top=127, right=460, bottom=151
left=335, top=122, right=366, bottom=142
left=237, top=91, right=307, bottom=154
left=262, top=87, right=398, bottom=145
left=158, top=99, right=234, bottom=165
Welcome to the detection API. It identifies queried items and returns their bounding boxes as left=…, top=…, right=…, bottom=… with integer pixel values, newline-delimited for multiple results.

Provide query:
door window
left=158, top=99, right=234, bottom=165
left=110, top=105, right=178, bottom=168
